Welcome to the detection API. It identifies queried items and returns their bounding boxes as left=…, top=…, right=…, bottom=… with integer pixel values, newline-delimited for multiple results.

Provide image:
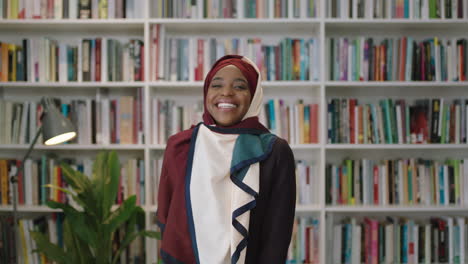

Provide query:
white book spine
left=59, top=43, right=67, bottom=82
left=448, top=217, right=454, bottom=264
left=54, top=0, right=63, bottom=19
left=456, top=104, right=461, bottom=143
left=152, top=98, right=158, bottom=144
left=85, top=99, right=92, bottom=144
left=363, top=159, right=369, bottom=204
left=188, top=38, right=195, bottom=82
left=102, top=97, right=110, bottom=144
left=29, top=101, right=36, bottom=143
left=385, top=223, right=394, bottom=264
left=465, top=0, right=468, bottom=18
left=396, top=104, right=403, bottom=144
left=288, top=0, right=293, bottom=18
left=333, top=224, right=342, bottom=264
left=453, top=37, right=458, bottom=81
left=69, top=0, right=77, bottom=19
left=92, top=0, right=98, bottom=18
left=101, top=37, right=107, bottom=82
left=448, top=40, right=453, bottom=81
left=77, top=39, right=82, bottom=82
left=19, top=102, right=28, bottom=144
left=444, top=165, right=449, bottom=205
left=435, top=38, right=441, bottom=81
left=382, top=164, right=388, bottom=205
left=268, top=0, right=274, bottom=18
left=108, top=0, right=115, bottom=18
left=459, top=217, right=465, bottom=264
left=465, top=159, right=468, bottom=205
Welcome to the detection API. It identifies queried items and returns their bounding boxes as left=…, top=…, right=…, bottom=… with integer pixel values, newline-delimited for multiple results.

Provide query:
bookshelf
left=2, top=0, right=468, bottom=263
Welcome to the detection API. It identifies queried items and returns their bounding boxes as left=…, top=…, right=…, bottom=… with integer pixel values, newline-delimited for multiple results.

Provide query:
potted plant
left=31, top=151, right=160, bottom=264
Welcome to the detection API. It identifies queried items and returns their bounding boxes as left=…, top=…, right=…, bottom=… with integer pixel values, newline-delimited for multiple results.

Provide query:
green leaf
left=43, top=184, right=75, bottom=196
left=62, top=219, right=89, bottom=264
left=111, top=230, right=146, bottom=264
left=60, top=163, right=100, bottom=217
left=104, top=195, right=137, bottom=234
left=60, top=163, right=92, bottom=193
left=140, top=230, right=161, bottom=240
left=103, top=151, right=121, bottom=218
left=31, top=231, right=68, bottom=263
left=45, top=201, right=98, bottom=248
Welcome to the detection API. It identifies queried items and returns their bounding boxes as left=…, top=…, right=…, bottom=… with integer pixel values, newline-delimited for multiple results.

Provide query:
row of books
left=260, top=99, right=319, bottom=144
left=151, top=98, right=204, bottom=145
left=333, top=217, right=468, bottom=264
left=327, top=0, right=468, bottom=19
left=0, top=0, right=142, bottom=19
left=0, top=92, right=144, bottom=145
left=326, top=158, right=468, bottom=206
left=287, top=217, right=320, bottom=264
left=0, top=38, right=144, bottom=83
left=150, top=97, right=320, bottom=145
left=328, top=37, right=468, bottom=82
left=152, top=0, right=319, bottom=19
left=327, top=98, right=467, bottom=144
left=149, top=24, right=320, bottom=82
left=0, top=156, right=146, bottom=206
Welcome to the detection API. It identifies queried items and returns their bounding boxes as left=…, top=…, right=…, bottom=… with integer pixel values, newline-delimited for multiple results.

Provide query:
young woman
left=156, top=55, right=296, bottom=264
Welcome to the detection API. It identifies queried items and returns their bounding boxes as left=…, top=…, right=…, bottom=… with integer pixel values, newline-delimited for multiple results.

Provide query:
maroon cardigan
left=156, top=128, right=296, bottom=264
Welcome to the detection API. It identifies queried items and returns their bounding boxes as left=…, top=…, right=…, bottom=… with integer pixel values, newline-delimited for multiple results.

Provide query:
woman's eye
left=211, top=84, right=222, bottom=88
left=235, top=86, right=247, bottom=90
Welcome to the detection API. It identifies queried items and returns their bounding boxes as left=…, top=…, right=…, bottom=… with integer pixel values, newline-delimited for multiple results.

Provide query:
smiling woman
left=156, top=55, right=296, bottom=264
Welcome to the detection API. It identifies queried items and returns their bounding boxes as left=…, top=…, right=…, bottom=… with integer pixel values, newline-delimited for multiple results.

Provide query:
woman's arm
left=258, top=139, right=296, bottom=263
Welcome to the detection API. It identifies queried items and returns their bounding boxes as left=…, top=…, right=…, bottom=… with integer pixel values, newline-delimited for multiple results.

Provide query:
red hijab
left=202, top=55, right=268, bottom=132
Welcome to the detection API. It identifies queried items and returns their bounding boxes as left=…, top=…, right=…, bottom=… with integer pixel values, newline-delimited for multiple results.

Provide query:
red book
left=373, top=165, right=379, bottom=205
left=349, top=99, right=357, bottom=144
left=305, top=226, right=311, bottom=262
left=140, top=43, right=145, bottom=81
left=196, top=39, right=204, bottom=81
left=399, top=37, right=407, bottom=81
left=95, top=38, right=101, bottom=82
left=110, top=100, right=117, bottom=143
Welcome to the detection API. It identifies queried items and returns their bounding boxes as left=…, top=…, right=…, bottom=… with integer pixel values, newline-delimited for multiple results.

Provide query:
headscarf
left=202, top=55, right=268, bottom=131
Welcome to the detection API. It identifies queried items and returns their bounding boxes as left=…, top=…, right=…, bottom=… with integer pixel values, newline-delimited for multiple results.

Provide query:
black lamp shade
left=41, top=99, right=77, bottom=145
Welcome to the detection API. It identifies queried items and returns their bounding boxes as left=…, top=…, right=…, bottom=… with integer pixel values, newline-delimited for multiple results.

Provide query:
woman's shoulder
left=269, top=136, right=294, bottom=161
left=165, top=127, right=196, bottom=152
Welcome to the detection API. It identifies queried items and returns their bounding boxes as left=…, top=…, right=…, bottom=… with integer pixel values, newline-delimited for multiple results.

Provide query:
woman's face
left=206, top=65, right=252, bottom=127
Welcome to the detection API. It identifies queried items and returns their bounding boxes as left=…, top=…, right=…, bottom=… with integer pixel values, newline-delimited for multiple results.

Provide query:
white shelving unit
left=2, top=0, right=468, bottom=263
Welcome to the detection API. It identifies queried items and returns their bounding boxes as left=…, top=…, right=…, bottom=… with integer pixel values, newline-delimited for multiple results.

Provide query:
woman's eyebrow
left=212, top=77, right=224, bottom=81
left=233, top=78, right=247, bottom=83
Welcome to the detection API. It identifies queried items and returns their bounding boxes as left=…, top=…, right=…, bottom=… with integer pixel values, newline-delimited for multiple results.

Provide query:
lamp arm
left=10, top=125, right=43, bottom=264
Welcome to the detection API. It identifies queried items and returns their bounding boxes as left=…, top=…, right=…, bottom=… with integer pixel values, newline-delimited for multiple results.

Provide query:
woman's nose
left=220, top=85, right=234, bottom=96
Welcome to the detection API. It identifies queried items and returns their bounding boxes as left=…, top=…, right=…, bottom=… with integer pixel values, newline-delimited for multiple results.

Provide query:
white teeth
left=217, top=103, right=236, bottom=109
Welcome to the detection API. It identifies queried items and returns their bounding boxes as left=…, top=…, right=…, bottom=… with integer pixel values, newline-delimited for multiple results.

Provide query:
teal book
left=300, top=39, right=306, bottom=81
left=439, top=165, right=445, bottom=205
